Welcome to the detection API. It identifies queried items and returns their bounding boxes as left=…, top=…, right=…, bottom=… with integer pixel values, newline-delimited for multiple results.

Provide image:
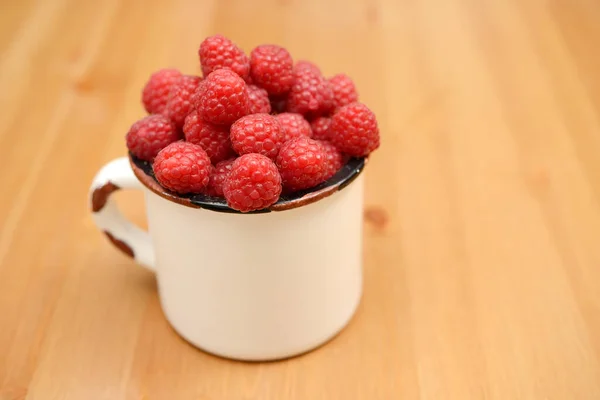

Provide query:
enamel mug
left=89, top=154, right=366, bottom=361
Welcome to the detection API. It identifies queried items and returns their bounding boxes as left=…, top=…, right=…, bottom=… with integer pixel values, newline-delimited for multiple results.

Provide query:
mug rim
left=129, top=153, right=367, bottom=214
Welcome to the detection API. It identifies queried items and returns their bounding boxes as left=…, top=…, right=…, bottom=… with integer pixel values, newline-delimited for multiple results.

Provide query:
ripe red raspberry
left=183, top=111, right=235, bottom=164
left=286, top=64, right=333, bottom=116
left=204, top=158, right=235, bottom=197
left=318, top=140, right=344, bottom=180
left=295, top=60, right=321, bottom=74
left=275, top=113, right=312, bottom=141
left=223, top=154, right=282, bottom=212
left=199, top=34, right=250, bottom=80
left=247, top=84, right=271, bottom=114
left=142, top=68, right=182, bottom=114
left=195, top=69, right=249, bottom=125
left=276, top=137, right=328, bottom=192
left=230, top=113, right=285, bottom=160
left=153, top=142, right=211, bottom=194
left=249, top=45, right=294, bottom=95
left=330, top=102, right=380, bottom=157
left=328, top=74, right=358, bottom=110
left=165, top=75, right=202, bottom=128
left=126, top=114, right=179, bottom=161
left=310, top=116, right=332, bottom=140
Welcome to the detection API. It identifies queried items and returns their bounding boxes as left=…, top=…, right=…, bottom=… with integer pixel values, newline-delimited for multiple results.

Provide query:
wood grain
left=1, top=0, right=600, bottom=398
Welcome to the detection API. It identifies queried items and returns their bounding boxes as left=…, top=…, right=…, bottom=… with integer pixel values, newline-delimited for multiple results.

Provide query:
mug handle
left=89, top=156, right=155, bottom=271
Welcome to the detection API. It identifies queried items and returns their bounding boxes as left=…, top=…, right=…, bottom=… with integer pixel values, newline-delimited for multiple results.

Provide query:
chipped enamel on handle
left=89, top=157, right=155, bottom=270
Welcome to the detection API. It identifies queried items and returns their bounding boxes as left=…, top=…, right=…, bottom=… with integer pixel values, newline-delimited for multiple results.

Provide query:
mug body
left=144, top=175, right=364, bottom=360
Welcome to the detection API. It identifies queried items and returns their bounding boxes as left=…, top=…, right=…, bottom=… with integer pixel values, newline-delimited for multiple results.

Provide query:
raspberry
left=195, top=69, right=249, bottom=125
left=153, top=142, right=211, bottom=194
left=286, top=64, right=333, bottom=116
left=183, top=111, right=235, bottom=164
left=310, top=116, right=332, bottom=140
left=199, top=34, right=250, bottom=80
left=275, top=113, right=312, bottom=141
left=189, top=79, right=204, bottom=110
left=204, top=158, right=235, bottom=197
left=330, top=102, right=380, bottom=157
left=247, top=84, right=271, bottom=114
left=276, top=137, right=328, bottom=192
left=223, top=154, right=282, bottom=212
left=295, top=60, right=321, bottom=74
left=142, top=68, right=182, bottom=114
left=126, top=114, right=179, bottom=161
left=328, top=74, right=358, bottom=110
left=249, top=45, right=294, bottom=95
left=318, top=140, right=344, bottom=180
left=230, top=113, right=285, bottom=160
left=165, top=75, right=202, bottom=128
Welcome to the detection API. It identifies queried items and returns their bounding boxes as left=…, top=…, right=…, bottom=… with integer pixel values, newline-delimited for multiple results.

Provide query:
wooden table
left=2, top=0, right=600, bottom=398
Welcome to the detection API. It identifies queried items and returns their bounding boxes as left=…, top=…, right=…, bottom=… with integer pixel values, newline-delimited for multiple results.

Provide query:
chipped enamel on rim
left=129, top=153, right=367, bottom=213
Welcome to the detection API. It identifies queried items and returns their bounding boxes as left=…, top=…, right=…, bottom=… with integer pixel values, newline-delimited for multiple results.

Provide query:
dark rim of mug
left=129, top=152, right=367, bottom=214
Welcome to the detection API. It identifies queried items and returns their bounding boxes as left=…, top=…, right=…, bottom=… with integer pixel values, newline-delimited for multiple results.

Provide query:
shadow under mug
left=89, top=154, right=366, bottom=361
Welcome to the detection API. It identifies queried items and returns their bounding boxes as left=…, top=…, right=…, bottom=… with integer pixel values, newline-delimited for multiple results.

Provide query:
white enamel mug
left=89, top=155, right=366, bottom=361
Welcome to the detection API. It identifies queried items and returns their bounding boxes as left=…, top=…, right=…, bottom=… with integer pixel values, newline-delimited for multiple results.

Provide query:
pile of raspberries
left=126, top=34, right=380, bottom=212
